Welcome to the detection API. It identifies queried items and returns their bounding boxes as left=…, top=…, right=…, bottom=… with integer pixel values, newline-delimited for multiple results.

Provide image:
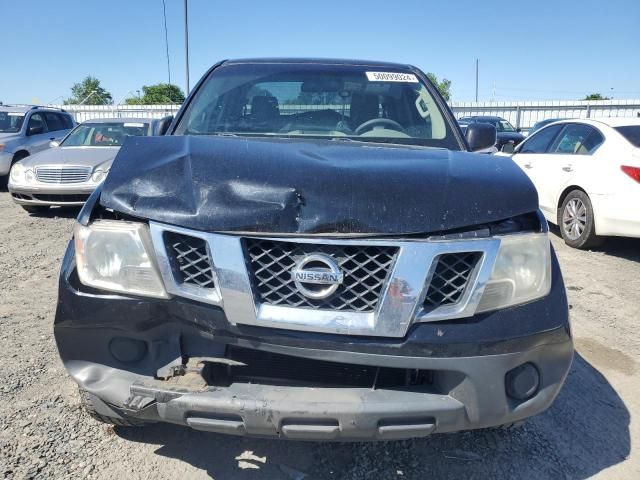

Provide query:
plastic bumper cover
left=0, top=151, right=13, bottom=176
left=63, top=337, right=572, bottom=440
left=8, top=184, right=96, bottom=206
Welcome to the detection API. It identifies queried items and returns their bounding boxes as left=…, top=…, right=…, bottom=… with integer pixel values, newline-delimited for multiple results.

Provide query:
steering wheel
left=354, top=118, right=405, bottom=135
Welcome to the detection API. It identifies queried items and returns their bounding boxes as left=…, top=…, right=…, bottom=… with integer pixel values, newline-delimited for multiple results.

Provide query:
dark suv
left=458, top=115, right=525, bottom=150
left=54, top=59, right=572, bottom=441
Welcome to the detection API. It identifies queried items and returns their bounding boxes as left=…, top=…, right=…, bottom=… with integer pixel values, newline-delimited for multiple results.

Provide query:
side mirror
left=28, top=125, right=44, bottom=136
left=158, top=116, right=174, bottom=136
left=49, top=140, right=60, bottom=148
left=501, top=143, right=515, bottom=154
left=465, top=123, right=497, bottom=152
left=516, top=127, right=522, bottom=133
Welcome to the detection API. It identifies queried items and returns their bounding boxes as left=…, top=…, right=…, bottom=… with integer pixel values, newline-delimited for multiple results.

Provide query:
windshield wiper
left=210, top=132, right=238, bottom=137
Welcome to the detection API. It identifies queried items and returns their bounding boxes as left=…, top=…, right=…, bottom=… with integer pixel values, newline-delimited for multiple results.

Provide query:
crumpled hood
left=100, top=135, right=538, bottom=235
left=20, top=146, right=119, bottom=170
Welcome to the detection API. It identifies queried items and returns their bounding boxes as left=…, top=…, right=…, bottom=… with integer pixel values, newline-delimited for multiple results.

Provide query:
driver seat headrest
left=350, top=93, right=379, bottom=127
left=251, top=95, right=279, bottom=121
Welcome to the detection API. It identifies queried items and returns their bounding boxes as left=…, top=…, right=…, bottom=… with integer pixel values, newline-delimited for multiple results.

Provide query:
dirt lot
left=0, top=188, right=638, bottom=480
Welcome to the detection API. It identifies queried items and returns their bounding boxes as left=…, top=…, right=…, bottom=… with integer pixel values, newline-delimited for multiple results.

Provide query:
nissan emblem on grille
left=291, top=254, right=344, bottom=299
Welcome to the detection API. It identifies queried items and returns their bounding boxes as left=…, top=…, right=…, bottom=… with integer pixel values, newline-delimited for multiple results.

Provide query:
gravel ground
left=0, top=188, right=638, bottom=480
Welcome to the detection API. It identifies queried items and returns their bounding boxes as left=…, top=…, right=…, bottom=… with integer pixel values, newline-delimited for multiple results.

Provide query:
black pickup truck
left=54, top=58, right=572, bottom=441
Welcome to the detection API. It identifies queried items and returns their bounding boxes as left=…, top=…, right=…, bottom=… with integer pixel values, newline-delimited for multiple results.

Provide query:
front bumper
left=8, top=183, right=96, bottom=206
left=0, top=151, right=13, bottom=176
left=70, top=339, right=572, bottom=440
left=55, top=240, right=573, bottom=440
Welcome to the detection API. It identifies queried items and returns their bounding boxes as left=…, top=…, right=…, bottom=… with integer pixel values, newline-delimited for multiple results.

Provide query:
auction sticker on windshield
left=366, top=72, right=418, bottom=82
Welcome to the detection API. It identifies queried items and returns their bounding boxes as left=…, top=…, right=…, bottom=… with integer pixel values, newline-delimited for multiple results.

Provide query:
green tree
left=426, top=73, right=452, bottom=101
left=125, top=83, right=185, bottom=105
left=584, top=93, right=610, bottom=101
left=64, top=76, right=112, bottom=105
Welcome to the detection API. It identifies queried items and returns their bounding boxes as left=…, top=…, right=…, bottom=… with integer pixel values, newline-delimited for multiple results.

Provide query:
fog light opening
left=109, top=337, right=147, bottom=363
left=505, top=362, right=540, bottom=401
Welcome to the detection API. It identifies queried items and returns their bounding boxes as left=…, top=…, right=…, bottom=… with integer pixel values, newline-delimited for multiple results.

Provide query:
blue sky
left=2, top=0, right=639, bottom=104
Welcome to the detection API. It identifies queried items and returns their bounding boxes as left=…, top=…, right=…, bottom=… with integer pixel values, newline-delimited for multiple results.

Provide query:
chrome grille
left=423, top=252, right=482, bottom=311
left=164, top=232, right=216, bottom=289
left=244, top=239, right=398, bottom=312
left=35, top=166, right=91, bottom=184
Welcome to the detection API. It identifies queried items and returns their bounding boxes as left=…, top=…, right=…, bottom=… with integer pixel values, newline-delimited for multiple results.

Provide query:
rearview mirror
left=301, top=79, right=342, bottom=93
left=49, top=140, right=60, bottom=148
left=465, top=123, right=497, bottom=152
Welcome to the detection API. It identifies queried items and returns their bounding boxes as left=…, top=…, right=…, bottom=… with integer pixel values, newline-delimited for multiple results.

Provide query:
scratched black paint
left=99, top=135, right=538, bottom=235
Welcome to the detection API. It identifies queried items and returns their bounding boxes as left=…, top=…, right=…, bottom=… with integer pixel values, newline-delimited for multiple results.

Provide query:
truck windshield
left=61, top=122, right=150, bottom=147
left=174, top=62, right=460, bottom=149
left=0, top=112, right=26, bottom=133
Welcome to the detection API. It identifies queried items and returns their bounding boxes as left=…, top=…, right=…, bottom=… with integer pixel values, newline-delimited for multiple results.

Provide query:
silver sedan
left=8, top=116, right=172, bottom=213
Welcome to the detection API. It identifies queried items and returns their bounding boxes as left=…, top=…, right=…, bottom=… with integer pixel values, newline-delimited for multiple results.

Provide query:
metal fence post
left=586, top=103, right=591, bottom=118
left=515, top=106, right=521, bottom=130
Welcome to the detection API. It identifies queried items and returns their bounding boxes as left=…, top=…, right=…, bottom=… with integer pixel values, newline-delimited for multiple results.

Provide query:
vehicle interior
left=62, top=122, right=151, bottom=147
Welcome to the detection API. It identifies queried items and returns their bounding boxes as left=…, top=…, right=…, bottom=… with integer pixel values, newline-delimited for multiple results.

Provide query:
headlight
left=476, top=233, right=551, bottom=313
left=91, top=169, right=108, bottom=183
left=74, top=220, right=168, bottom=298
left=10, top=163, right=25, bottom=183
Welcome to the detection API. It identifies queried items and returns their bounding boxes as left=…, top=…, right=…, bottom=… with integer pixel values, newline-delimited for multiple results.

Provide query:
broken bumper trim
left=77, top=338, right=572, bottom=441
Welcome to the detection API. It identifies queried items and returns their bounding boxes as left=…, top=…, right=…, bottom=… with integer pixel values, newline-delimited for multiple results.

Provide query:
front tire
left=558, top=190, right=604, bottom=249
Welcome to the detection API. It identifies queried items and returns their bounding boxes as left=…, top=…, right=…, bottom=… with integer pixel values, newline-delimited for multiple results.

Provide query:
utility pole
left=184, top=0, right=190, bottom=94
left=162, top=0, right=171, bottom=85
left=475, top=59, right=479, bottom=103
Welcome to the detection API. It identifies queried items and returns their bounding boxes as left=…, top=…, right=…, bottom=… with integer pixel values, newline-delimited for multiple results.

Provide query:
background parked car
left=0, top=105, right=75, bottom=178
left=528, top=118, right=566, bottom=135
left=502, top=118, right=640, bottom=248
left=458, top=115, right=525, bottom=150
left=8, top=116, right=173, bottom=213
left=457, top=119, right=498, bottom=153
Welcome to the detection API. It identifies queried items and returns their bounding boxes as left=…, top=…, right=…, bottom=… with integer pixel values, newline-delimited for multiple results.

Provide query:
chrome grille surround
left=149, top=221, right=501, bottom=338
left=243, top=239, right=398, bottom=312
left=35, top=165, right=91, bottom=184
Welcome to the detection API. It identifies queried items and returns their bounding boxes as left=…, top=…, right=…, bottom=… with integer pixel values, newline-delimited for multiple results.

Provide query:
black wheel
left=79, top=389, right=144, bottom=427
left=558, top=190, right=604, bottom=249
left=12, top=151, right=29, bottom=163
left=21, top=205, right=50, bottom=214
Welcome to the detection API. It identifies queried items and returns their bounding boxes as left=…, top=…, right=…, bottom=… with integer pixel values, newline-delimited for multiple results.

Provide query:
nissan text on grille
left=54, top=58, right=573, bottom=440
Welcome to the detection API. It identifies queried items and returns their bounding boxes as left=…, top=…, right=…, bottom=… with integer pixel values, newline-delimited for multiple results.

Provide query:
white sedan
left=502, top=118, right=640, bottom=249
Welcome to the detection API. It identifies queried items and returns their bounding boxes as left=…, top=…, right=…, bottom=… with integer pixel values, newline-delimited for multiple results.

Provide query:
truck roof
left=223, top=57, right=413, bottom=69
